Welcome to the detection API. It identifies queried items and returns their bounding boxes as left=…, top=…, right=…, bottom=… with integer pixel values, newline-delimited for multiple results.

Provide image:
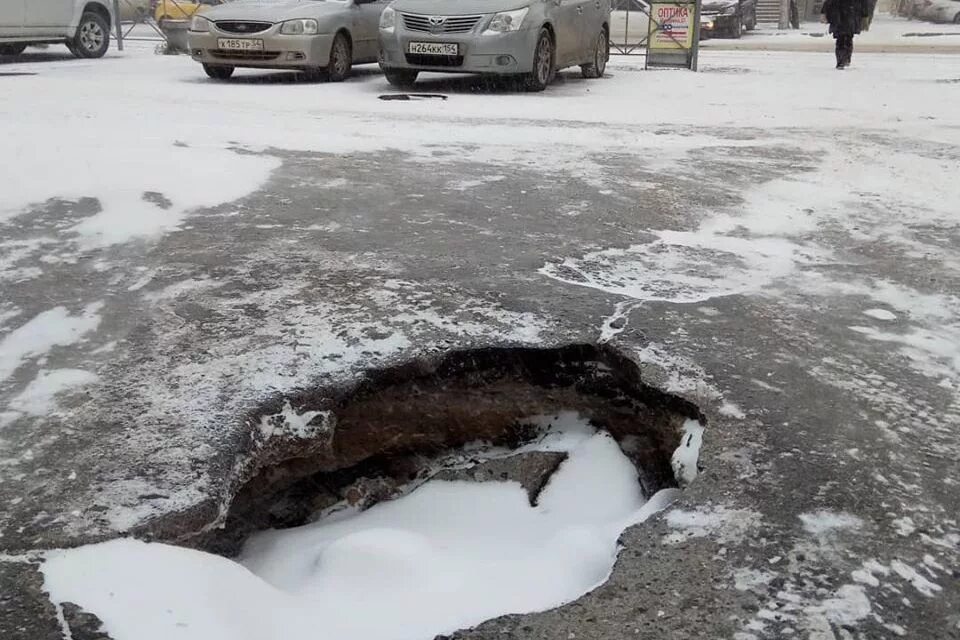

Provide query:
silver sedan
left=378, top=0, right=612, bottom=91
left=187, top=0, right=390, bottom=81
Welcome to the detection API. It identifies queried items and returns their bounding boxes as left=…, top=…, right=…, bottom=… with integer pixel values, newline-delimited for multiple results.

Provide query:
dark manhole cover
left=379, top=93, right=449, bottom=101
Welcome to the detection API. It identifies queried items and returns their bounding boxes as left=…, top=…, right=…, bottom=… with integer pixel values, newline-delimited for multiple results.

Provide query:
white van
left=0, top=1, right=114, bottom=58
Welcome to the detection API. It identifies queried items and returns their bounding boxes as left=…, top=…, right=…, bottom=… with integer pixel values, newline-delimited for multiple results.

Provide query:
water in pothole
left=41, top=413, right=698, bottom=640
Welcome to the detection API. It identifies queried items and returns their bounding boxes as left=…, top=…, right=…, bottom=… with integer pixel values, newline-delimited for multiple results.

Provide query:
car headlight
left=189, top=15, right=209, bottom=32
left=483, top=7, right=529, bottom=34
left=280, top=18, right=319, bottom=35
left=380, top=6, right=396, bottom=32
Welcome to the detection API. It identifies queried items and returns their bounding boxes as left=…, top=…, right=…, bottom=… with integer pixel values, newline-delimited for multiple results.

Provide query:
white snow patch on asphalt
left=42, top=425, right=679, bottom=640
left=1, top=368, right=99, bottom=427
left=890, top=560, right=943, bottom=597
left=813, top=584, right=873, bottom=626
left=851, top=559, right=890, bottom=587
left=663, top=505, right=761, bottom=544
left=863, top=308, right=897, bottom=321
left=1, top=140, right=279, bottom=247
left=848, top=324, right=960, bottom=377
left=257, top=401, right=331, bottom=441
left=0, top=303, right=103, bottom=383
left=799, top=510, right=864, bottom=536
left=718, top=401, right=745, bottom=419
left=670, top=419, right=705, bottom=486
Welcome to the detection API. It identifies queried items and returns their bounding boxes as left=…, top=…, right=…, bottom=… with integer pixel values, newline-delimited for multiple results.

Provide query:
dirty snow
left=0, top=303, right=103, bottom=382
left=799, top=510, right=864, bottom=536
left=0, top=368, right=98, bottom=428
left=42, top=421, right=679, bottom=640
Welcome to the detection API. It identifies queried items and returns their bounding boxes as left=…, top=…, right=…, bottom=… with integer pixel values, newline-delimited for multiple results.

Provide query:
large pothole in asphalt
left=42, top=344, right=706, bottom=640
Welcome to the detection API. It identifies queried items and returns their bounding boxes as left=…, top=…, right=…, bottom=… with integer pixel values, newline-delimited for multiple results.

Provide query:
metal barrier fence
left=111, top=0, right=229, bottom=52
left=611, top=0, right=654, bottom=55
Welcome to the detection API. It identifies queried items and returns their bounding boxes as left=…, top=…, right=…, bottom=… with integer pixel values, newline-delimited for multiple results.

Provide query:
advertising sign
left=649, top=3, right=694, bottom=49
left=646, top=0, right=701, bottom=70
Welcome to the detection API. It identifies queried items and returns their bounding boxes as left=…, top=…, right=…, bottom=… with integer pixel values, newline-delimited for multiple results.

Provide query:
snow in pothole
left=41, top=417, right=686, bottom=640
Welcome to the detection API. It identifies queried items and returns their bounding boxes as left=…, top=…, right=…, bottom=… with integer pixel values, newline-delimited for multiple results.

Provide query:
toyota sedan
left=378, top=0, right=611, bottom=91
left=187, top=0, right=390, bottom=81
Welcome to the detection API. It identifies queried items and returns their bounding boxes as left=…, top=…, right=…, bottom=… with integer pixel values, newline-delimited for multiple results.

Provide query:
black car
left=700, top=0, right=757, bottom=38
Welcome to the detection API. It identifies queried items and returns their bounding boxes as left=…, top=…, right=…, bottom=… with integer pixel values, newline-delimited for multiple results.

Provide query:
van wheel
left=327, top=32, right=352, bottom=82
left=524, top=28, right=554, bottom=91
left=581, top=29, right=608, bottom=78
left=71, top=11, right=110, bottom=58
left=203, top=64, right=235, bottom=80
left=0, top=43, right=28, bottom=56
left=384, top=69, right=419, bottom=88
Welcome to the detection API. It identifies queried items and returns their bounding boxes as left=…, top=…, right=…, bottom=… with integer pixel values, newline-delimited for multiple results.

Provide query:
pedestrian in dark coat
left=821, top=0, right=870, bottom=69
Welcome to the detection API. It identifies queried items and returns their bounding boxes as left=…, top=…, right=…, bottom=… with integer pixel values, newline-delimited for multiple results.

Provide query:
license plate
left=406, top=42, right=458, bottom=56
left=217, top=38, right=264, bottom=51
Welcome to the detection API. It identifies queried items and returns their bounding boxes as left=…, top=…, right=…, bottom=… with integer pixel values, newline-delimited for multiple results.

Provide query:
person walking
left=821, top=0, right=870, bottom=69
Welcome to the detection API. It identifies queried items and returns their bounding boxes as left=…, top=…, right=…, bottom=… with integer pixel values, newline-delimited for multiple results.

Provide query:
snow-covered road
left=1, top=38, right=959, bottom=640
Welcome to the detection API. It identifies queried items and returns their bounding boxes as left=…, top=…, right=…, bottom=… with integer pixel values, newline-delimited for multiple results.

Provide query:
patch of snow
left=891, top=516, right=916, bottom=537
left=799, top=510, right=863, bottom=536
left=813, top=584, right=872, bottom=626
left=41, top=426, right=677, bottom=640
left=734, top=568, right=776, bottom=592
left=863, top=308, right=897, bottom=321
left=598, top=300, right=642, bottom=343
left=851, top=559, right=890, bottom=588
left=3, top=368, right=98, bottom=424
left=890, top=560, right=943, bottom=597
left=0, top=303, right=103, bottom=383
left=257, top=401, right=331, bottom=441
left=670, top=419, right=705, bottom=486
left=718, top=401, right=745, bottom=419
left=848, top=324, right=960, bottom=377
left=663, top=505, right=761, bottom=544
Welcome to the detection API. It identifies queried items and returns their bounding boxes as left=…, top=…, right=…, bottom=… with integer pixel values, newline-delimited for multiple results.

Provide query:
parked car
left=923, top=0, right=960, bottom=22
left=187, top=0, right=388, bottom=81
left=700, top=0, right=756, bottom=38
left=378, top=0, right=612, bottom=91
left=0, top=0, right=113, bottom=58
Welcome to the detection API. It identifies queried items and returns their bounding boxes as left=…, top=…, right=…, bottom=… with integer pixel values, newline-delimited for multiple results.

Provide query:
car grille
left=405, top=53, right=464, bottom=67
left=209, top=49, right=281, bottom=61
left=215, top=21, right=273, bottom=34
left=401, top=13, right=483, bottom=34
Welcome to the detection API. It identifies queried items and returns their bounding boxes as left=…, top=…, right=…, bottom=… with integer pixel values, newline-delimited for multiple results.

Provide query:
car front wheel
left=383, top=68, right=419, bottom=88
left=327, top=32, right=352, bottom=82
left=524, top=28, right=554, bottom=92
left=203, top=63, right=235, bottom=80
left=71, top=11, right=110, bottom=58
left=0, top=43, right=28, bottom=56
left=581, top=29, right=608, bottom=78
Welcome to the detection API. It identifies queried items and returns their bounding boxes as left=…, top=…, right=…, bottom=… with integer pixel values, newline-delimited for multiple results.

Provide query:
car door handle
left=595, top=0, right=600, bottom=7
left=577, top=5, right=583, bottom=12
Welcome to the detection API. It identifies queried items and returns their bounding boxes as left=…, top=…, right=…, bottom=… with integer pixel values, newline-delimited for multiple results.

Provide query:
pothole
left=42, top=344, right=706, bottom=640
